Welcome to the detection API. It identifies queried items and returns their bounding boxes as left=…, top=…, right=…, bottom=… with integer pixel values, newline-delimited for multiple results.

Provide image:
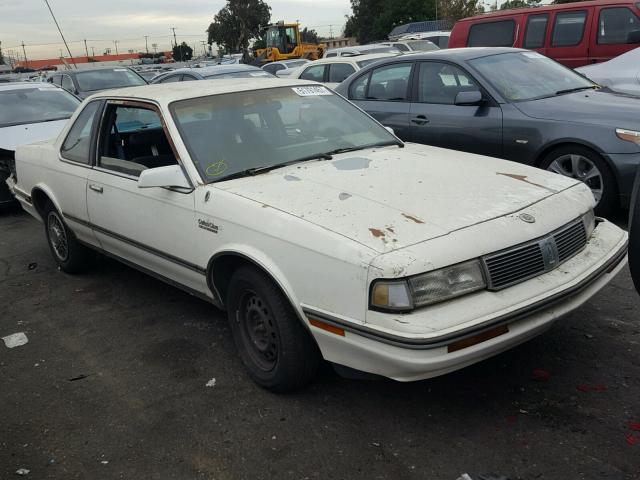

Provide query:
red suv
left=449, top=0, right=640, bottom=67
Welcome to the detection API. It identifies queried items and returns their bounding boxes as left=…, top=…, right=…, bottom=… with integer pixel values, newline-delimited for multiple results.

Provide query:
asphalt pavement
left=1, top=207, right=639, bottom=480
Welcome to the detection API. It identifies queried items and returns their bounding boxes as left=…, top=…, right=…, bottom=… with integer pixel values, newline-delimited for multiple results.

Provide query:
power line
left=42, top=0, right=76, bottom=67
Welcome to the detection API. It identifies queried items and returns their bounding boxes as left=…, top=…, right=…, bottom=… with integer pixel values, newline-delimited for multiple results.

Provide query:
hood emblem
left=519, top=213, right=536, bottom=223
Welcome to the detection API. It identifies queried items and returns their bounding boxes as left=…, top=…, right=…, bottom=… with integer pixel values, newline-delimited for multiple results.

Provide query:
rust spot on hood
left=369, top=228, right=385, bottom=238
left=386, top=227, right=395, bottom=233
left=401, top=213, right=424, bottom=224
left=497, top=172, right=556, bottom=192
left=339, top=192, right=352, bottom=201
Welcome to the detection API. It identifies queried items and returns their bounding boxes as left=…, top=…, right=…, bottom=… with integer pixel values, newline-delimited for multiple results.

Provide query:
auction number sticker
left=292, top=86, right=332, bottom=96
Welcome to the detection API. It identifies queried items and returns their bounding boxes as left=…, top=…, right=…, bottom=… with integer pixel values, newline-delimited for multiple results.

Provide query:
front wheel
left=226, top=266, right=321, bottom=392
left=540, top=146, right=616, bottom=217
left=43, top=201, right=93, bottom=273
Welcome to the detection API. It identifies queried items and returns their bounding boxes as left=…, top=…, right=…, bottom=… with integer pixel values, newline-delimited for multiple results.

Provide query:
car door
left=406, top=61, right=503, bottom=157
left=589, top=4, right=640, bottom=64
left=346, top=61, right=414, bottom=139
left=55, top=100, right=103, bottom=245
left=86, top=100, right=205, bottom=292
left=547, top=8, right=591, bottom=67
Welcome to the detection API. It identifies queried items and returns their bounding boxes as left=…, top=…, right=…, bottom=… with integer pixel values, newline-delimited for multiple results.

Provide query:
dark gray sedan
left=335, top=48, right=640, bottom=216
left=49, top=67, right=147, bottom=99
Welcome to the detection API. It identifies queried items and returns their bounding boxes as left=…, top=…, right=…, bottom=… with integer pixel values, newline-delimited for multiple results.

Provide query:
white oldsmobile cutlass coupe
left=8, top=79, right=628, bottom=392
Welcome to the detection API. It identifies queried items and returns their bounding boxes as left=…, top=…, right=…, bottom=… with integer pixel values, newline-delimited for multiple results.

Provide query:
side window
left=160, top=74, right=182, bottom=83
left=349, top=73, right=370, bottom=100
left=300, top=65, right=326, bottom=82
left=326, top=52, right=337, bottom=58
left=98, top=104, right=177, bottom=178
left=467, top=20, right=515, bottom=47
left=181, top=75, right=197, bottom=82
left=552, top=10, right=587, bottom=47
left=61, top=101, right=100, bottom=164
left=393, top=43, right=411, bottom=52
left=262, top=64, right=277, bottom=74
left=52, top=75, right=62, bottom=87
left=524, top=14, right=549, bottom=49
left=417, top=62, right=479, bottom=105
left=61, top=76, right=74, bottom=92
left=328, top=63, right=356, bottom=83
left=367, top=63, right=412, bottom=101
left=273, top=64, right=286, bottom=72
left=598, top=7, right=640, bottom=44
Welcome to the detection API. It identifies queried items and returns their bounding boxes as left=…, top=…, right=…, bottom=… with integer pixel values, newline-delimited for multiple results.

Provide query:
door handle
left=411, top=115, right=429, bottom=125
left=89, top=184, right=103, bottom=193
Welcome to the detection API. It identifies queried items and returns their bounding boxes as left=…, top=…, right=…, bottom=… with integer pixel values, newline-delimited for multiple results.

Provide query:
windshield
left=469, top=51, right=595, bottom=102
left=204, top=70, right=273, bottom=79
left=0, top=87, right=80, bottom=128
left=406, top=40, right=439, bottom=51
left=170, top=85, right=398, bottom=183
left=75, top=69, right=147, bottom=92
left=354, top=47, right=400, bottom=55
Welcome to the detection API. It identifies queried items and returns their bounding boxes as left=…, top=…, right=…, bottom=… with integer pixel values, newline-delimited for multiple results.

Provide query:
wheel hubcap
left=547, top=154, right=603, bottom=204
left=47, top=212, right=69, bottom=261
left=240, top=292, right=278, bottom=371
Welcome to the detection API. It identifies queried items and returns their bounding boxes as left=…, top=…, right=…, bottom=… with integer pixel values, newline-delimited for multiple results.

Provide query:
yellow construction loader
left=255, top=22, right=325, bottom=64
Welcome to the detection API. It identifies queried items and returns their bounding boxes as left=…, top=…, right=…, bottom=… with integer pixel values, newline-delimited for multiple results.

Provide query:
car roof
left=458, top=0, right=634, bottom=21
left=58, top=67, right=136, bottom=76
left=86, top=78, right=322, bottom=104
left=311, top=53, right=400, bottom=65
left=175, top=64, right=261, bottom=76
left=397, top=47, right=526, bottom=61
left=0, top=82, right=61, bottom=92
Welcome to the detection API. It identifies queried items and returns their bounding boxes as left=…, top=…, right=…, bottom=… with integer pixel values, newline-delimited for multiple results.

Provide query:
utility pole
left=21, top=41, right=28, bottom=67
left=329, top=25, right=334, bottom=39
left=152, top=43, right=158, bottom=55
left=170, top=27, right=178, bottom=48
left=84, top=39, right=89, bottom=58
left=144, top=35, right=149, bottom=54
left=113, top=40, right=119, bottom=55
left=201, top=40, right=207, bottom=56
left=91, top=46, right=95, bottom=57
left=43, top=0, right=76, bottom=67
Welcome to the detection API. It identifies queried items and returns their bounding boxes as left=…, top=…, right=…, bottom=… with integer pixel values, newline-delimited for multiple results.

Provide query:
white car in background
left=290, top=53, right=399, bottom=88
left=379, top=39, right=439, bottom=53
left=262, top=59, right=311, bottom=77
left=8, top=79, right=628, bottom=392
left=576, top=47, right=640, bottom=96
left=323, top=44, right=402, bottom=58
left=0, top=82, right=80, bottom=206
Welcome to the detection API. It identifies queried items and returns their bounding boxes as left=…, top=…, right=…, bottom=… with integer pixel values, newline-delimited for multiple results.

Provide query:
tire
left=226, top=266, right=321, bottom=392
left=629, top=166, right=640, bottom=295
left=43, top=201, right=93, bottom=273
left=540, top=146, right=617, bottom=217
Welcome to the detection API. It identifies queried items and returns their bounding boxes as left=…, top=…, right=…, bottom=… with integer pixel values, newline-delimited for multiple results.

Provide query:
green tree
left=344, top=0, right=482, bottom=44
left=300, top=27, right=319, bottom=44
left=207, top=0, right=271, bottom=54
left=501, top=0, right=540, bottom=9
left=172, top=42, right=193, bottom=62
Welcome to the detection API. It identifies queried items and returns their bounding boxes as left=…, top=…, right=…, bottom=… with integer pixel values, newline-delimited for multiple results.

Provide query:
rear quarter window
left=467, top=20, right=516, bottom=47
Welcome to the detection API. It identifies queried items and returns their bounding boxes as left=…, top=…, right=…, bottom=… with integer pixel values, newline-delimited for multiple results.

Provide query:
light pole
left=144, top=35, right=149, bottom=54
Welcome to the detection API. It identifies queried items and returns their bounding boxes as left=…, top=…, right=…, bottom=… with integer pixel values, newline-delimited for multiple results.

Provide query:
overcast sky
left=1, top=0, right=352, bottom=61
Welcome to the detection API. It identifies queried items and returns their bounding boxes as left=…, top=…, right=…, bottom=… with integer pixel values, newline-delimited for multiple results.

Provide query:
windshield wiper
left=213, top=154, right=333, bottom=182
left=555, top=85, right=598, bottom=95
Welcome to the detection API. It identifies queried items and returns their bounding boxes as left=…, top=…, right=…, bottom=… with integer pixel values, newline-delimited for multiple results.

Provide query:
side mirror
left=454, top=90, right=484, bottom=106
left=138, top=165, right=191, bottom=189
left=384, top=126, right=395, bottom=135
left=627, top=30, right=640, bottom=44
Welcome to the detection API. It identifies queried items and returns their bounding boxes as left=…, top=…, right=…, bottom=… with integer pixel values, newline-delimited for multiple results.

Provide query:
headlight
left=370, top=259, right=486, bottom=312
left=616, top=128, right=640, bottom=145
left=582, top=209, right=595, bottom=238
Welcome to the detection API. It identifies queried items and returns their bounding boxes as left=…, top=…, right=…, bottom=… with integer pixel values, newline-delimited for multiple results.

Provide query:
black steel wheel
left=226, top=266, right=321, bottom=392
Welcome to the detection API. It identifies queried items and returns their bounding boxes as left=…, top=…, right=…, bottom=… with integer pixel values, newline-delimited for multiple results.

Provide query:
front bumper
left=303, top=220, right=628, bottom=381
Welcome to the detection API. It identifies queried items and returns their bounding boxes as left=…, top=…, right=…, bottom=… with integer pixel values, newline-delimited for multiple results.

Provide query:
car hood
left=514, top=90, right=640, bottom=128
left=215, top=143, right=580, bottom=253
left=0, top=119, right=68, bottom=152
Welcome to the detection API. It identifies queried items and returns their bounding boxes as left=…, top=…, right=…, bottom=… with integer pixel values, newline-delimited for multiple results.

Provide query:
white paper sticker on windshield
left=523, top=52, right=544, bottom=59
left=114, top=68, right=127, bottom=71
left=292, top=86, right=332, bottom=96
left=250, top=72, right=269, bottom=77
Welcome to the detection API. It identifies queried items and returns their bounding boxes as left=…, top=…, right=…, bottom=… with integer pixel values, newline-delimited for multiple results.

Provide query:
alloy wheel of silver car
left=546, top=154, right=603, bottom=204
left=47, top=211, right=69, bottom=262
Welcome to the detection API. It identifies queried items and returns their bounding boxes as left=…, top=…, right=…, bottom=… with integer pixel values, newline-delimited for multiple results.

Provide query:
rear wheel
left=226, top=266, right=321, bottom=392
left=43, top=201, right=93, bottom=273
left=540, top=146, right=616, bottom=217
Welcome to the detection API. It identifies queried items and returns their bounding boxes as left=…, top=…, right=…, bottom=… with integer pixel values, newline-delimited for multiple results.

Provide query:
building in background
left=323, top=37, right=358, bottom=49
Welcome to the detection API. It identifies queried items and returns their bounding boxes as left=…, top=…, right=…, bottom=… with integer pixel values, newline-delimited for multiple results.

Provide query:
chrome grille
left=483, top=219, right=588, bottom=291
